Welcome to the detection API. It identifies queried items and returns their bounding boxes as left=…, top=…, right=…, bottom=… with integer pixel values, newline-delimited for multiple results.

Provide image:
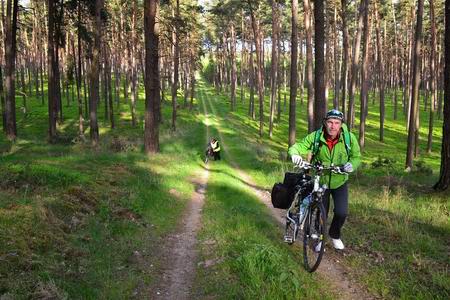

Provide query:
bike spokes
left=303, top=203, right=326, bottom=272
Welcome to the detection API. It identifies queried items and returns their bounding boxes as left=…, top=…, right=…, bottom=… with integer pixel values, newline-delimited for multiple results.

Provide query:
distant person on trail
left=288, top=109, right=361, bottom=250
left=206, top=137, right=221, bottom=161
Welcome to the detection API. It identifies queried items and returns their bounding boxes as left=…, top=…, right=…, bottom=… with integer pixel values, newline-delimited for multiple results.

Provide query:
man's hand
left=343, top=162, right=353, bottom=173
left=291, top=154, right=303, bottom=165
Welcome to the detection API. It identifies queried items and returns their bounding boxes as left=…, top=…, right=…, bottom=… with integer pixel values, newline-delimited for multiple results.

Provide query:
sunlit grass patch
left=195, top=157, right=332, bottom=299
left=0, top=85, right=207, bottom=298
left=196, top=79, right=449, bottom=299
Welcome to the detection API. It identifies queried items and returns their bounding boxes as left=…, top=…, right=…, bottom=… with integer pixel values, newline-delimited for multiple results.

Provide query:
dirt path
left=151, top=102, right=211, bottom=299
left=201, top=90, right=375, bottom=300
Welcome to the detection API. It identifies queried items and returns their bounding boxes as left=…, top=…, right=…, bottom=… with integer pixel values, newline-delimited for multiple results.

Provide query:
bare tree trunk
left=288, top=0, right=298, bottom=147
left=406, top=7, right=415, bottom=125
left=248, top=41, right=255, bottom=119
left=144, top=0, right=160, bottom=153
left=171, top=0, right=179, bottom=131
left=240, top=10, right=245, bottom=104
left=4, top=0, right=18, bottom=140
left=391, top=0, right=399, bottom=120
left=437, top=49, right=443, bottom=119
left=47, top=0, right=57, bottom=141
left=333, top=6, right=340, bottom=109
left=105, top=45, right=115, bottom=129
left=348, top=0, right=366, bottom=129
left=55, top=2, right=63, bottom=124
left=269, top=0, right=279, bottom=138
left=313, top=0, right=326, bottom=129
left=358, top=0, right=370, bottom=150
left=73, top=20, right=83, bottom=137
left=249, top=2, right=264, bottom=137
left=375, top=3, right=385, bottom=142
left=130, top=0, right=138, bottom=126
left=303, top=0, right=314, bottom=132
left=89, top=0, right=103, bottom=145
left=434, top=0, right=450, bottom=190
left=0, top=65, right=5, bottom=133
left=406, top=0, right=424, bottom=170
left=230, top=22, right=237, bottom=111
left=427, top=0, right=437, bottom=153
left=340, top=0, right=349, bottom=117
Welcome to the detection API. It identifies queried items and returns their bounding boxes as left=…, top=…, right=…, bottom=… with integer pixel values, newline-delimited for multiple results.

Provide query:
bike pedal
left=284, top=236, right=294, bottom=244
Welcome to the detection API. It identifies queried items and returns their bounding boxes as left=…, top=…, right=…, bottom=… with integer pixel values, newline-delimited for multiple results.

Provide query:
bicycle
left=204, top=147, right=213, bottom=164
left=283, top=161, right=347, bottom=272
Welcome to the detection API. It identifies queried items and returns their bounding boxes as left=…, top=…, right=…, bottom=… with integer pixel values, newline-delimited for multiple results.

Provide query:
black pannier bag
left=271, top=172, right=312, bottom=209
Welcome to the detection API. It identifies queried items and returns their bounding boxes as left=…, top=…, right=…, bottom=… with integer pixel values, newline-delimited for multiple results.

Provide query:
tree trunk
left=55, top=2, right=63, bottom=124
left=130, top=0, right=138, bottom=126
left=248, top=41, right=255, bottom=119
left=288, top=0, right=298, bottom=147
left=4, top=0, right=18, bottom=140
left=432, top=0, right=448, bottom=190
left=230, top=22, right=237, bottom=111
left=358, top=0, right=370, bottom=150
left=406, top=0, right=424, bottom=170
left=0, top=65, right=5, bottom=133
left=313, top=0, right=326, bottom=130
left=391, top=0, right=399, bottom=120
left=89, top=0, right=103, bottom=145
left=375, top=3, right=385, bottom=142
left=240, top=10, right=245, bottom=104
left=340, top=0, right=349, bottom=118
left=249, top=3, right=264, bottom=137
left=333, top=6, right=340, bottom=109
left=171, top=1, right=179, bottom=131
left=47, top=0, right=57, bottom=141
left=348, top=0, right=366, bottom=129
left=105, top=45, right=114, bottom=129
left=303, top=0, right=314, bottom=132
left=144, top=0, right=160, bottom=153
left=427, top=0, right=437, bottom=154
left=269, top=0, right=279, bottom=138
left=72, top=22, right=83, bottom=137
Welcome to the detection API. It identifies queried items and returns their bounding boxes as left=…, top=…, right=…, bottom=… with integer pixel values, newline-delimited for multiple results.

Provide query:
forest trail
left=200, top=89, right=375, bottom=300
left=151, top=108, right=211, bottom=299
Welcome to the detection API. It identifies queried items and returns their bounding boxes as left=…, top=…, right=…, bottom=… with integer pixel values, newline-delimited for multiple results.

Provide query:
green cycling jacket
left=288, top=124, right=361, bottom=189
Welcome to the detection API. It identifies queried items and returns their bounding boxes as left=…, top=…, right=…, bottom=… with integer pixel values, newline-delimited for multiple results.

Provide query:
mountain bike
left=204, top=147, right=213, bottom=164
left=283, top=161, right=347, bottom=272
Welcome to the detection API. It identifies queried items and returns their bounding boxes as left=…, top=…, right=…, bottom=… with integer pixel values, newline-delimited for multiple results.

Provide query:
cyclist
left=288, top=109, right=361, bottom=250
left=206, top=138, right=221, bottom=161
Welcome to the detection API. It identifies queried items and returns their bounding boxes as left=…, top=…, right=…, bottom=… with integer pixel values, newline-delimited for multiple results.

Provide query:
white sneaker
left=331, top=238, right=345, bottom=250
left=310, top=234, right=322, bottom=252
left=314, top=241, right=322, bottom=253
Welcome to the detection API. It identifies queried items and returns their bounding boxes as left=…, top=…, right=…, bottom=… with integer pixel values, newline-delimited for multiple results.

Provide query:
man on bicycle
left=288, top=109, right=361, bottom=250
left=206, top=138, right=221, bottom=161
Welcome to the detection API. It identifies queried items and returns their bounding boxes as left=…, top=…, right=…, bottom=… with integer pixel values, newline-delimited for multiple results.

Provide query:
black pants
left=213, top=151, right=221, bottom=160
left=322, top=182, right=348, bottom=239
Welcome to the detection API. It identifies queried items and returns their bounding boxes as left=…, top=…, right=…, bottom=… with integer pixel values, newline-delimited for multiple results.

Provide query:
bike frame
left=285, top=162, right=345, bottom=243
left=286, top=171, right=326, bottom=243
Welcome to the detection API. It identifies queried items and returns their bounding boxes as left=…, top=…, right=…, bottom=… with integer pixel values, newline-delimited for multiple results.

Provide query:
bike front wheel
left=303, top=200, right=326, bottom=272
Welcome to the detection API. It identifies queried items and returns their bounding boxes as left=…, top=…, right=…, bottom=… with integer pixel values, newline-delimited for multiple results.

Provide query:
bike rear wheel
left=303, top=200, right=326, bottom=272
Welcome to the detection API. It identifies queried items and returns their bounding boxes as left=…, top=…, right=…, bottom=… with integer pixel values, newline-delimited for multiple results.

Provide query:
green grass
left=1, top=77, right=449, bottom=299
left=195, top=79, right=449, bottom=299
left=194, top=116, right=332, bottom=299
left=195, top=160, right=333, bottom=299
left=0, top=84, right=207, bottom=298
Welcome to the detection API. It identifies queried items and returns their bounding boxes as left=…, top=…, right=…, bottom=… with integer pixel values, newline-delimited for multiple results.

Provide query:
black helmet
left=325, top=109, right=344, bottom=122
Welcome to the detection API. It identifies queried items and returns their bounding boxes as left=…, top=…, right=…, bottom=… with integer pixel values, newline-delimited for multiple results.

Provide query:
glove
left=343, top=162, right=353, bottom=173
left=291, top=155, right=303, bottom=165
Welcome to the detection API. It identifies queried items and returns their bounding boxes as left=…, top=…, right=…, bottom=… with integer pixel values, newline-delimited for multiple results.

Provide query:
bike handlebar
left=294, top=161, right=348, bottom=175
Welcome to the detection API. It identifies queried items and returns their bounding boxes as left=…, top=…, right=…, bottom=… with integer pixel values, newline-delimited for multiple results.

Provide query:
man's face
left=325, top=118, right=342, bottom=138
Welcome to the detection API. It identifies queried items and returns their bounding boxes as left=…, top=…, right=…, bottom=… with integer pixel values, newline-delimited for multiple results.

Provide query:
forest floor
left=0, top=79, right=449, bottom=299
left=195, top=84, right=374, bottom=300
